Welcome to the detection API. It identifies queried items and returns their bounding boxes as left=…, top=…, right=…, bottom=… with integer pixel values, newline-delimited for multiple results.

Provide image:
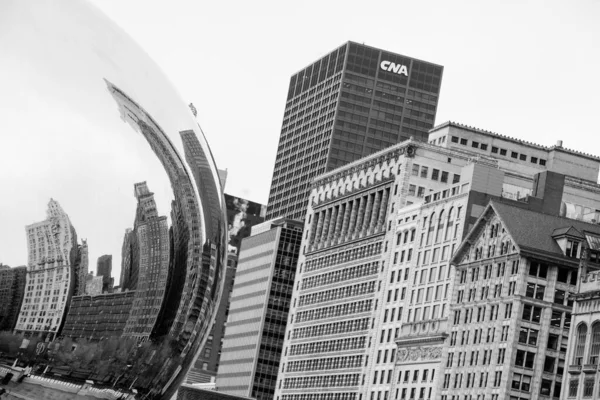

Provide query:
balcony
left=568, top=364, right=582, bottom=374
left=583, top=364, right=598, bottom=373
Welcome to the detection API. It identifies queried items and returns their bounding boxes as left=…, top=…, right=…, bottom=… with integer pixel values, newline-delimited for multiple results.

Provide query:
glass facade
left=267, top=42, right=443, bottom=222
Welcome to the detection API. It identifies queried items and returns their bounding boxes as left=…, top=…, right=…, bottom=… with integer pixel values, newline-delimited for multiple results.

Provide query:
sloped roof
left=491, top=200, right=600, bottom=256
left=452, top=199, right=600, bottom=265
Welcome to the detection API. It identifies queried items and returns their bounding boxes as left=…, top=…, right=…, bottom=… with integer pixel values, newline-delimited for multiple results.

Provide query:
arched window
left=436, top=210, right=445, bottom=243
left=575, top=323, right=588, bottom=365
left=445, top=207, right=454, bottom=241
left=589, top=322, right=600, bottom=365
left=426, top=212, right=435, bottom=245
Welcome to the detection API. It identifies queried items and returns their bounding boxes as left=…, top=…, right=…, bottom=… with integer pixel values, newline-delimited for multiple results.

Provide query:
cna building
left=266, top=41, right=444, bottom=221
left=273, top=122, right=600, bottom=400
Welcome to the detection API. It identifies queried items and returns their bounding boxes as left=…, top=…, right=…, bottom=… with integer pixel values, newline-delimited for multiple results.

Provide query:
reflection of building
left=15, top=199, right=78, bottom=340
left=61, top=291, right=136, bottom=340
left=73, top=240, right=89, bottom=296
left=565, top=270, right=600, bottom=399
left=122, top=182, right=171, bottom=341
left=225, top=194, right=266, bottom=255
left=443, top=193, right=600, bottom=400
left=0, top=264, right=27, bottom=331
left=96, top=254, right=113, bottom=293
left=178, top=384, right=252, bottom=400
left=216, top=218, right=302, bottom=400
left=274, top=126, right=600, bottom=400
left=120, top=228, right=135, bottom=290
left=187, top=194, right=266, bottom=384
left=85, top=273, right=103, bottom=295
left=266, top=42, right=444, bottom=221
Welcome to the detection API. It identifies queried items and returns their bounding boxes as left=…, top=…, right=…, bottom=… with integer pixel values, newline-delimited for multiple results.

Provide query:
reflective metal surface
left=0, top=1, right=227, bottom=398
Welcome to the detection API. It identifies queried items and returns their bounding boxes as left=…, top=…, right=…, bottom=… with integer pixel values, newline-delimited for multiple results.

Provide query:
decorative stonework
left=397, top=346, right=443, bottom=363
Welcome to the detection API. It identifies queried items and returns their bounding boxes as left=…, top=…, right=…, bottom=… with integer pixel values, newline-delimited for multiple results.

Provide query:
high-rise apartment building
left=0, top=264, right=27, bottom=331
left=14, top=199, right=78, bottom=340
left=216, top=218, right=302, bottom=400
left=96, top=254, right=113, bottom=293
left=266, top=42, right=444, bottom=221
left=274, top=122, right=600, bottom=400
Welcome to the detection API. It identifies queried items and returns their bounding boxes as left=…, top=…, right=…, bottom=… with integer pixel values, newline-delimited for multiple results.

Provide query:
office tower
left=61, top=291, right=136, bottom=339
left=14, top=199, right=78, bottom=340
left=216, top=218, right=303, bottom=400
left=266, top=41, right=444, bottom=221
left=441, top=190, right=600, bottom=400
left=188, top=194, right=266, bottom=384
left=120, top=228, right=135, bottom=290
left=274, top=123, right=600, bottom=400
left=0, top=264, right=27, bottom=331
left=96, top=254, right=113, bottom=293
left=564, top=271, right=600, bottom=399
left=122, top=182, right=171, bottom=341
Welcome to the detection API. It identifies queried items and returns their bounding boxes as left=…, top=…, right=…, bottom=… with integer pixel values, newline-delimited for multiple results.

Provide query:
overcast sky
left=1, top=0, right=599, bottom=281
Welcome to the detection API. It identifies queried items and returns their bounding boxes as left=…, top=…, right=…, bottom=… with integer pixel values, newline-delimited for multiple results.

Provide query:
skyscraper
left=216, top=218, right=302, bottom=400
left=15, top=199, right=78, bottom=340
left=0, top=264, right=27, bottom=332
left=266, top=41, right=443, bottom=221
left=96, top=254, right=113, bottom=293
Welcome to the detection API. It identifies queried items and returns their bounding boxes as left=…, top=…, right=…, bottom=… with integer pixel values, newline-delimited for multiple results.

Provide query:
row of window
left=442, top=371, right=503, bottom=390
left=291, top=317, right=370, bottom=339
left=449, top=135, right=547, bottom=166
left=304, top=242, right=383, bottom=273
left=301, top=262, right=379, bottom=290
left=286, top=355, right=362, bottom=372
left=283, top=373, right=359, bottom=389
left=459, top=260, right=519, bottom=283
left=411, top=163, right=460, bottom=184
left=298, top=281, right=376, bottom=306
left=289, top=336, right=366, bottom=356
left=295, top=299, right=373, bottom=323
left=280, top=393, right=356, bottom=400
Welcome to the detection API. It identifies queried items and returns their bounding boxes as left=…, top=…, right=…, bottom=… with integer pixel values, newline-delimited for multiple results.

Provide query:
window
left=500, top=149, right=507, bottom=156
left=589, top=323, right=600, bottom=364
left=451, top=136, right=459, bottom=143
left=574, top=323, right=588, bottom=365
left=539, top=159, right=546, bottom=166
left=441, top=171, right=448, bottom=183
left=432, top=169, right=439, bottom=181
left=412, top=164, right=420, bottom=176
left=522, top=304, right=542, bottom=323
left=540, top=379, right=552, bottom=396
left=547, top=334, right=559, bottom=350
left=511, top=373, right=531, bottom=392
left=566, top=240, right=580, bottom=258
left=480, top=143, right=488, bottom=151
left=420, top=166, right=428, bottom=178
left=554, top=289, right=566, bottom=305
left=472, top=141, right=479, bottom=148
left=491, top=146, right=498, bottom=154
left=515, top=350, right=535, bottom=369
left=460, top=138, right=468, bottom=145
left=529, top=261, right=548, bottom=279
left=519, top=154, right=527, bottom=161
left=519, top=328, right=538, bottom=346
left=583, top=378, right=595, bottom=398
left=569, top=379, right=579, bottom=397
left=525, top=283, right=545, bottom=300
left=511, top=151, right=519, bottom=159
left=551, top=310, right=562, bottom=328
left=452, top=174, right=460, bottom=184
left=530, top=157, right=538, bottom=164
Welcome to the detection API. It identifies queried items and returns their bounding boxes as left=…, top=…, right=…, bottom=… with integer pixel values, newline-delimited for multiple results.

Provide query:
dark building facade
left=96, top=254, right=113, bottom=293
left=216, top=218, right=302, bottom=400
left=266, top=41, right=443, bottom=221
left=0, top=265, right=27, bottom=332
left=60, top=291, right=136, bottom=340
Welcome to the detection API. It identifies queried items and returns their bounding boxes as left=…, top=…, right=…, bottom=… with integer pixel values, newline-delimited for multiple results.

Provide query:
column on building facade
left=327, top=206, right=338, bottom=244
left=369, top=190, right=382, bottom=233
left=354, top=195, right=367, bottom=238
left=347, top=198, right=360, bottom=240
left=340, top=201, right=352, bottom=241
left=333, top=203, right=345, bottom=242
left=376, top=188, right=390, bottom=230
left=320, top=207, right=332, bottom=246
left=309, top=211, right=320, bottom=244
left=362, top=192, right=374, bottom=235
left=313, top=209, right=326, bottom=246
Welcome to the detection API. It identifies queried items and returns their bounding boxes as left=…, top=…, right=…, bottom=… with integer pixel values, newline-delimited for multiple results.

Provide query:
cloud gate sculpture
left=0, top=1, right=227, bottom=398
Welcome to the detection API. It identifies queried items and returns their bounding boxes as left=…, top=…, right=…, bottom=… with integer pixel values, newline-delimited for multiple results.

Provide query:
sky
left=1, top=0, right=599, bottom=282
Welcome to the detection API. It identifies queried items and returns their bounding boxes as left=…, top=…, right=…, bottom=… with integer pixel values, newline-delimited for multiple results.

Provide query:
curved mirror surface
left=0, top=1, right=227, bottom=399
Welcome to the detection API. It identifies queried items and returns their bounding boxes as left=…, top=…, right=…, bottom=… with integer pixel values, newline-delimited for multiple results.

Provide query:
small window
left=511, top=151, right=519, bottom=159
left=432, top=169, right=440, bottom=181
left=491, top=146, right=499, bottom=154
left=451, top=136, right=459, bottom=143
left=530, top=157, right=538, bottom=164
left=453, top=174, right=460, bottom=184
left=539, top=159, right=546, bottom=166
left=500, top=149, right=507, bottom=156
left=480, top=144, right=488, bottom=151
left=472, top=141, right=479, bottom=148
left=519, top=154, right=527, bottom=161
left=441, top=171, right=449, bottom=183
left=460, top=138, right=468, bottom=145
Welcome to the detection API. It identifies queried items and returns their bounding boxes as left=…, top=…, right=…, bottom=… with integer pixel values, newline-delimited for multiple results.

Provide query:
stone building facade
left=0, top=264, right=27, bottom=332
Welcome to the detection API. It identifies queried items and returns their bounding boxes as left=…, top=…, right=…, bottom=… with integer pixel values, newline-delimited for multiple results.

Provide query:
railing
left=568, top=364, right=583, bottom=374
left=583, top=364, right=598, bottom=373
